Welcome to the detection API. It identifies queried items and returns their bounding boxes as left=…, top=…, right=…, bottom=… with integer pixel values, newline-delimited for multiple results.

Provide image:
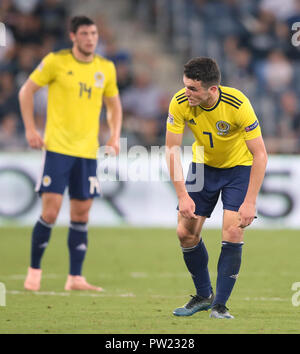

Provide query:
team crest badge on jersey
left=42, top=175, right=52, bottom=187
left=94, top=72, right=104, bottom=88
left=216, top=121, right=230, bottom=135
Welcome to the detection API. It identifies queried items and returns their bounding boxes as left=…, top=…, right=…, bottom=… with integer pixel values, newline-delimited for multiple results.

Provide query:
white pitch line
left=6, top=290, right=135, bottom=298
left=243, top=296, right=286, bottom=302
left=5, top=290, right=287, bottom=302
left=2, top=271, right=294, bottom=281
left=129, top=272, right=189, bottom=278
left=1, top=272, right=192, bottom=282
left=2, top=272, right=189, bottom=280
left=0, top=274, right=63, bottom=280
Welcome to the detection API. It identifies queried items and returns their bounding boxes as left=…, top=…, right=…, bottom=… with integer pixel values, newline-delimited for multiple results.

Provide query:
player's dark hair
left=184, top=57, right=221, bottom=89
left=70, top=16, right=95, bottom=33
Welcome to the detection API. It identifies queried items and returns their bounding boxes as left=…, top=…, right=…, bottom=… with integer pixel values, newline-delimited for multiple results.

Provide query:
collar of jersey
left=198, top=87, right=222, bottom=111
left=71, top=50, right=96, bottom=65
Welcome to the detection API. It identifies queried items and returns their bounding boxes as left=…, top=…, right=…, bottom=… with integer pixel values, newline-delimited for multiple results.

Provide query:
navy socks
left=182, top=239, right=243, bottom=305
left=67, top=221, right=88, bottom=276
left=213, top=241, right=243, bottom=306
left=30, top=218, right=88, bottom=276
left=182, top=239, right=212, bottom=298
left=30, top=217, right=53, bottom=269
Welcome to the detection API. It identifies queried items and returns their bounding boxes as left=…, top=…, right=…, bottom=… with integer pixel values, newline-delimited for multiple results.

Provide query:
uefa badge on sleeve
left=167, top=113, right=175, bottom=125
left=0, top=22, right=6, bottom=47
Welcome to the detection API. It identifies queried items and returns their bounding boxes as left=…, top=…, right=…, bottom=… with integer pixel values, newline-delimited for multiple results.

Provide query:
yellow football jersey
left=30, top=49, right=119, bottom=159
left=167, top=85, right=261, bottom=168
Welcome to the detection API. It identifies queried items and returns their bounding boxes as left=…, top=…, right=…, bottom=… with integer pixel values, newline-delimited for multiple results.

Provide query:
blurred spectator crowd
left=131, top=0, right=300, bottom=153
left=0, top=0, right=68, bottom=150
left=0, top=0, right=300, bottom=153
left=0, top=0, right=167, bottom=152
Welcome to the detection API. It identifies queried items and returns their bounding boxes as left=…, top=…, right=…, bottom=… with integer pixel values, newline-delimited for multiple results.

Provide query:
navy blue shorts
left=183, top=163, right=251, bottom=217
left=35, top=150, right=100, bottom=199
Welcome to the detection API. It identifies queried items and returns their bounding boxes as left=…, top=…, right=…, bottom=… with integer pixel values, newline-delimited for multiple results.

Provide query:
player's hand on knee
left=238, top=202, right=256, bottom=228
left=179, top=194, right=198, bottom=219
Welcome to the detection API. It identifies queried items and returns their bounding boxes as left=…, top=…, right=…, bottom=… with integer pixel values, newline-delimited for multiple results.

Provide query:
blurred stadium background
left=1, top=0, right=300, bottom=150
left=0, top=0, right=300, bottom=335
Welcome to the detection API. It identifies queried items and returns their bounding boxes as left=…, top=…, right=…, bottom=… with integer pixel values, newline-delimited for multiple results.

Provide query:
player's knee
left=176, top=225, right=197, bottom=247
left=176, top=224, right=188, bottom=241
left=71, top=209, right=89, bottom=223
left=42, top=209, right=59, bottom=224
left=70, top=200, right=92, bottom=223
left=223, top=225, right=243, bottom=243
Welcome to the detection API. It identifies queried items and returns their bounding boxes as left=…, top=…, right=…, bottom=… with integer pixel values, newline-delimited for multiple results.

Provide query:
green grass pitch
left=0, top=227, right=299, bottom=334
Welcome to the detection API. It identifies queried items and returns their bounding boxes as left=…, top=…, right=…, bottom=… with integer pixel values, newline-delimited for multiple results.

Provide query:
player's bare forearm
left=167, top=150, right=186, bottom=196
left=245, top=153, right=267, bottom=204
left=104, top=95, right=122, bottom=154
left=244, top=136, right=268, bottom=205
left=166, top=130, right=197, bottom=219
left=19, top=80, right=37, bottom=131
left=167, top=151, right=198, bottom=219
left=104, top=95, right=122, bottom=138
left=165, top=131, right=185, bottom=196
left=239, top=136, right=268, bottom=226
left=18, top=79, right=45, bottom=149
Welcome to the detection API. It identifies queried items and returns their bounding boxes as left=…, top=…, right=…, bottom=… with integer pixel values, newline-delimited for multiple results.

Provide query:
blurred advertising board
left=0, top=151, right=299, bottom=228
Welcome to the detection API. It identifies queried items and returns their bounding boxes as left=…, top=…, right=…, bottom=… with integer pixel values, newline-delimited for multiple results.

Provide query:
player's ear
left=69, top=31, right=76, bottom=43
left=209, top=85, right=218, bottom=94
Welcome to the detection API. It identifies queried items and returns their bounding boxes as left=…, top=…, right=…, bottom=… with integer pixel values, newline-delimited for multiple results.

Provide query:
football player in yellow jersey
left=166, top=57, right=267, bottom=319
left=19, top=16, right=122, bottom=292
